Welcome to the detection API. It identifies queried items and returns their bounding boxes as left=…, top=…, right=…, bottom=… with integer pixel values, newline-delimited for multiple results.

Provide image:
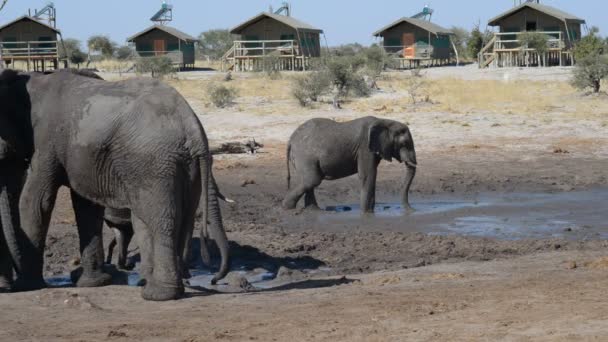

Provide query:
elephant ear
left=368, top=122, right=393, bottom=162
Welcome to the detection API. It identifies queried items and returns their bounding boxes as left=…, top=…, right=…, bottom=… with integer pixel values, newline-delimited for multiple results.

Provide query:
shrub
left=135, top=56, right=174, bottom=78
left=571, top=54, right=608, bottom=93
left=262, top=54, right=282, bottom=79
left=207, top=83, right=238, bottom=108
left=574, top=27, right=606, bottom=60
left=291, top=71, right=332, bottom=106
left=115, top=46, right=133, bottom=60
left=518, top=32, right=549, bottom=54
left=291, top=56, right=372, bottom=107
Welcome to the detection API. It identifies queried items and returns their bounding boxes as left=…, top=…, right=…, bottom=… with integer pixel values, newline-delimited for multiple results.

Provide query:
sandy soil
left=2, top=67, right=608, bottom=341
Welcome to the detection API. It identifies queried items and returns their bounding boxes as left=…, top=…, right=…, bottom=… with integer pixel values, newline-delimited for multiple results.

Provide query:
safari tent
left=373, top=17, right=454, bottom=68
left=0, top=15, right=61, bottom=71
left=127, top=25, right=197, bottom=69
left=480, top=2, right=586, bottom=68
left=222, top=12, right=323, bottom=71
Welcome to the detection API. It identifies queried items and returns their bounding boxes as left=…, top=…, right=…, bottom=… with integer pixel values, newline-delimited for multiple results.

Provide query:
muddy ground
left=2, top=67, right=608, bottom=341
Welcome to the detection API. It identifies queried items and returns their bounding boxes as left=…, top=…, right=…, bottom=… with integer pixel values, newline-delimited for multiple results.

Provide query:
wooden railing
left=493, top=31, right=565, bottom=51
left=0, top=40, right=59, bottom=59
left=232, top=39, right=299, bottom=58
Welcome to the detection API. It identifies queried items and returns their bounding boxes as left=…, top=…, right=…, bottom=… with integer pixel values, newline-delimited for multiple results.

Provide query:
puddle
left=321, top=188, right=608, bottom=240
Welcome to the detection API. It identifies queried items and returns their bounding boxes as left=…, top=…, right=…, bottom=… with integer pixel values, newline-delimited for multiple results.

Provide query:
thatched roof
left=127, top=25, right=197, bottom=42
left=488, top=2, right=585, bottom=26
left=0, top=15, right=60, bottom=34
left=373, top=17, right=453, bottom=37
left=230, top=12, right=323, bottom=34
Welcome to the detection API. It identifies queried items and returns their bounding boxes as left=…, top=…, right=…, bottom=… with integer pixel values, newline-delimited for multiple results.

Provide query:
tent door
left=154, top=39, right=166, bottom=55
left=402, top=33, right=415, bottom=59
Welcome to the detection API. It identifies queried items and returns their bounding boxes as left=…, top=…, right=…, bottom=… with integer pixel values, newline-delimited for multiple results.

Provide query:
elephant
left=0, top=69, right=230, bottom=301
left=104, top=177, right=234, bottom=272
left=282, top=116, right=417, bottom=213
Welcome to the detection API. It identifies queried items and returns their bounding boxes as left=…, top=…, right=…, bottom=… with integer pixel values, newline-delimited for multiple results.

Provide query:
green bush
left=571, top=54, right=608, bottom=93
left=518, top=32, right=549, bottom=54
left=291, top=71, right=332, bottom=106
left=262, top=54, right=282, bottom=79
left=135, top=56, right=174, bottom=78
left=69, top=50, right=86, bottom=68
left=207, top=83, right=238, bottom=108
left=574, top=27, right=606, bottom=60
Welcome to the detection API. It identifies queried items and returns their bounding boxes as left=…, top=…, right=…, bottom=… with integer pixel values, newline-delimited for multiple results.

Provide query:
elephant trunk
left=207, top=172, right=230, bottom=285
left=400, top=148, right=417, bottom=209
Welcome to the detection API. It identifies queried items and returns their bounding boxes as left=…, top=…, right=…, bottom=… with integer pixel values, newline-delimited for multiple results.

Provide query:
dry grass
left=349, top=76, right=608, bottom=117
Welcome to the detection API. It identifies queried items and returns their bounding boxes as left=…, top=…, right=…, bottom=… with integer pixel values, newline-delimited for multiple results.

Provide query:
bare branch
left=0, top=0, right=8, bottom=12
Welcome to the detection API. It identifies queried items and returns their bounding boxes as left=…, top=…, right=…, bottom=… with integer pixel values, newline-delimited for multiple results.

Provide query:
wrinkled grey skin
left=282, top=116, right=417, bottom=213
left=0, top=69, right=230, bottom=301
left=104, top=173, right=234, bottom=273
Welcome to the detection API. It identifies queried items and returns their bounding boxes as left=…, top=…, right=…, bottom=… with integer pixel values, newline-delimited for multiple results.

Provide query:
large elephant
left=0, top=69, right=229, bottom=301
left=282, top=116, right=417, bottom=213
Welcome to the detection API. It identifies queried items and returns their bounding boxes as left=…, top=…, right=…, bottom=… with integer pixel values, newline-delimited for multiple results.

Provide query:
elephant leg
left=0, top=232, right=13, bottom=290
left=13, top=166, right=60, bottom=291
left=132, top=214, right=153, bottom=286
left=282, top=165, right=322, bottom=209
left=358, top=160, right=379, bottom=213
left=106, top=236, right=117, bottom=265
left=304, top=189, right=320, bottom=210
left=133, top=199, right=184, bottom=301
left=70, top=191, right=112, bottom=287
left=118, top=226, right=134, bottom=270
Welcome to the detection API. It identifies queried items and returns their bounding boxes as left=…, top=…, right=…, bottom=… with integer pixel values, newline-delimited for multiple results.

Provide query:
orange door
left=402, top=33, right=415, bottom=59
left=154, top=39, right=166, bottom=55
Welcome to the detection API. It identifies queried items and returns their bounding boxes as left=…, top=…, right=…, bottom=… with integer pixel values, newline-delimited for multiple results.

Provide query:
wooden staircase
left=478, top=36, right=496, bottom=68
left=221, top=45, right=235, bottom=71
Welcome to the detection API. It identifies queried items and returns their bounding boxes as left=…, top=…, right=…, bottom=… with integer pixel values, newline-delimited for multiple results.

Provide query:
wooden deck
left=382, top=45, right=454, bottom=69
left=479, top=31, right=574, bottom=68
left=0, top=40, right=60, bottom=71
left=221, top=40, right=313, bottom=72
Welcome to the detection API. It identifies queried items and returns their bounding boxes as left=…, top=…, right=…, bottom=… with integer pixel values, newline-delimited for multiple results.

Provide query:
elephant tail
left=286, top=142, right=292, bottom=190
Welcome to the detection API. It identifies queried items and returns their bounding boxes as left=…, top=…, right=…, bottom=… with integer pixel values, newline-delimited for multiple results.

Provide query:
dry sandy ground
left=2, top=251, right=608, bottom=341
left=1, top=67, right=608, bottom=341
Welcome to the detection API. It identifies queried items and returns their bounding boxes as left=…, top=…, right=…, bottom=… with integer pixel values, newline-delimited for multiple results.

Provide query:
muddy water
left=321, top=188, right=608, bottom=240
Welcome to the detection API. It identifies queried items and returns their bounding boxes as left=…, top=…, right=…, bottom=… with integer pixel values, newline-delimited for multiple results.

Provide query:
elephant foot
left=12, top=276, right=47, bottom=292
left=141, top=280, right=184, bottom=301
left=71, top=267, right=113, bottom=287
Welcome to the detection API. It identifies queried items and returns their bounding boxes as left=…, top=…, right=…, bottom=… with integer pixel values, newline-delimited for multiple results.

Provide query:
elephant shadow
left=191, top=237, right=326, bottom=274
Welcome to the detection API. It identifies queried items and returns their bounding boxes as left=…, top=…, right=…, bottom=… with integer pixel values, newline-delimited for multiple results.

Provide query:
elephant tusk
left=405, top=161, right=417, bottom=168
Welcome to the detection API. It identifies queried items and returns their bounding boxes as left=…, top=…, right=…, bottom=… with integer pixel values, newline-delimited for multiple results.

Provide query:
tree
left=467, top=26, right=485, bottom=61
left=574, top=27, right=605, bottom=60
left=450, top=26, right=470, bottom=59
left=135, top=56, right=174, bottom=78
left=115, top=45, right=133, bottom=60
left=198, top=29, right=234, bottom=60
left=518, top=32, right=549, bottom=66
left=69, top=50, right=86, bottom=68
left=87, top=35, right=116, bottom=61
left=571, top=54, right=608, bottom=93
left=59, top=38, right=82, bottom=59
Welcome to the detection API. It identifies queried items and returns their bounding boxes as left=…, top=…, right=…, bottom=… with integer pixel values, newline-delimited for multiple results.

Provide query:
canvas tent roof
left=127, top=25, right=197, bottom=42
left=488, top=2, right=585, bottom=26
left=373, top=17, right=453, bottom=37
left=0, top=15, right=61, bottom=34
left=230, top=12, right=323, bottom=34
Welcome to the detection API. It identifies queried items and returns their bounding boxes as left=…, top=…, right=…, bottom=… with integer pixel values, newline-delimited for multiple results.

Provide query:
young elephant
left=283, top=116, right=417, bottom=213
